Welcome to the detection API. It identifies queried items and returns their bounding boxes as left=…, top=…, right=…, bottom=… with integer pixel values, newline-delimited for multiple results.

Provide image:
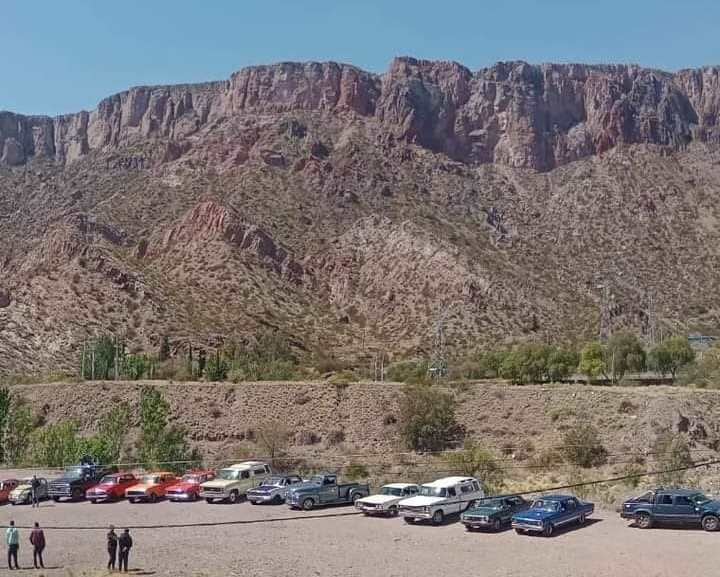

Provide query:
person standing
left=5, top=520, right=20, bottom=570
left=118, top=528, right=132, bottom=572
left=106, top=525, right=118, bottom=571
left=31, top=476, right=40, bottom=508
left=29, top=522, right=45, bottom=569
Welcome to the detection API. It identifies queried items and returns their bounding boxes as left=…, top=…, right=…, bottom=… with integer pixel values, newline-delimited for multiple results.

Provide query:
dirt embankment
left=11, top=380, right=720, bottom=467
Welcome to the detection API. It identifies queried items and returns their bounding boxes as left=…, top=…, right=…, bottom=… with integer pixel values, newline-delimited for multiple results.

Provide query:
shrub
left=0, top=387, right=10, bottom=462
left=446, top=441, right=504, bottom=493
left=30, top=421, right=82, bottom=467
left=653, top=433, right=693, bottom=487
left=4, top=398, right=35, bottom=465
left=386, top=360, right=431, bottom=384
left=256, top=421, right=289, bottom=462
left=205, top=351, right=229, bottom=381
left=123, top=354, right=148, bottom=380
left=648, top=336, right=695, bottom=378
left=561, top=423, right=608, bottom=468
left=399, top=384, right=460, bottom=451
left=618, top=400, right=638, bottom=414
left=327, top=430, right=345, bottom=445
left=345, top=462, right=370, bottom=480
left=579, top=341, right=605, bottom=382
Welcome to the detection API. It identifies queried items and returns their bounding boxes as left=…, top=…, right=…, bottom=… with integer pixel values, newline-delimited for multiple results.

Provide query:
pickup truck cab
left=49, top=463, right=117, bottom=502
left=86, top=473, right=137, bottom=503
left=355, top=483, right=419, bottom=516
left=200, top=461, right=272, bottom=504
left=246, top=475, right=304, bottom=504
left=0, top=479, right=20, bottom=504
left=286, top=474, right=370, bottom=510
left=621, top=488, right=720, bottom=531
left=166, top=470, right=216, bottom=502
left=461, top=496, right=529, bottom=531
left=9, top=478, right=49, bottom=505
left=512, top=495, right=594, bottom=537
left=398, top=477, right=484, bottom=525
left=125, top=472, right=178, bottom=503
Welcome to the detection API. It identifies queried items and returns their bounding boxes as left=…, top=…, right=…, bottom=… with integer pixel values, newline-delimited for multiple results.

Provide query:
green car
left=461, top=496, right=529, bottom=531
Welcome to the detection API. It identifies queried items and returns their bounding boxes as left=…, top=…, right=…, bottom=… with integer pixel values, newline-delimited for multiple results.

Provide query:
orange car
left=125, top=472, right=178, bottom=503
left=0, top=479, right=20, bottom=504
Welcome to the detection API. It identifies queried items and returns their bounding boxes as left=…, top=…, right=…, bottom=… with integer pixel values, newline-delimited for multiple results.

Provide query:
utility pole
left=430, top=306, right=451, bottom=380
left=598, top=284, right=612, bottom=342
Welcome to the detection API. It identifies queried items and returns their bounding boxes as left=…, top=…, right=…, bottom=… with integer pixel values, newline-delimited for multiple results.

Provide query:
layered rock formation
left=3, top=58, right=720, bottom=170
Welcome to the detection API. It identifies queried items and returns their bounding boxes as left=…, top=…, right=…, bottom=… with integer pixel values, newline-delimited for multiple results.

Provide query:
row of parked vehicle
left=2, top=460, right=719, bottom=534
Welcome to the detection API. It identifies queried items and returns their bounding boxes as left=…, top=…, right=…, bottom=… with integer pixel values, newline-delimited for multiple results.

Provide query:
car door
left=319, top=476, right=338, bottom=503
left=653, top=493, right=675, bottom=522
left=673, top=495, right=701, bottom=523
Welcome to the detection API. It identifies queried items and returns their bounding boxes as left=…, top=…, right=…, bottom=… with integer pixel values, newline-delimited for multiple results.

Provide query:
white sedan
left=355, top=483, right=419, bottom=516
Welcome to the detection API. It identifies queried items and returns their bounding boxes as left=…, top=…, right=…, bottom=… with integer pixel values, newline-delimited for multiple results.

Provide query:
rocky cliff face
left=3, top=58, right=720, bottom=170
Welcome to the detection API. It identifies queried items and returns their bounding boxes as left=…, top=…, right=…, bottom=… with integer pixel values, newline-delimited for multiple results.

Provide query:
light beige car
left=199, top=461, right=271, bottom=503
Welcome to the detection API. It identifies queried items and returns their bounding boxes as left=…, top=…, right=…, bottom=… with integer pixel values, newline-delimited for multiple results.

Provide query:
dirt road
left=2, top=494, right=719, bottom=577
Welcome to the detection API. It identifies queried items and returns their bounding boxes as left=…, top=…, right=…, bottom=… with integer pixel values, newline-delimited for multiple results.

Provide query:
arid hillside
left=2, top=59, right=720, bottom=375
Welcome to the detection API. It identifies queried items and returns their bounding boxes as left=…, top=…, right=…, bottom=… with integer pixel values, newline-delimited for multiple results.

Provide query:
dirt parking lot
left=2, top=487, right=720, bottom=577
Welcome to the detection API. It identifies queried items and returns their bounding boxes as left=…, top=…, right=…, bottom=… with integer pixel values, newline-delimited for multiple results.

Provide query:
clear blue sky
left=4, top=0, right=720, bottom=116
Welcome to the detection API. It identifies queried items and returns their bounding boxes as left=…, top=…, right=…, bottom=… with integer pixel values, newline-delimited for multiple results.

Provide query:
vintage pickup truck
left=9, top=478, right=49, bottom=505
left=399, top=476, right=484, bottom=525
left=48, top=463, right=118, bottom=501
left=166, top=470, right=216, bottom=502
left=355, top=483, right=419, bottom=516
left=286, top=474, right=370, bottom=510
left=125, top=472, right=178, bottom=503
left=246, top=474, right=304, bottom=504
left=461, top=495, right=529, bottom=531
left=200, top=461, right=272, bottom=504
left=512, top=494, right=594, bottom=536
left=620, top=488, right=720, bottom=531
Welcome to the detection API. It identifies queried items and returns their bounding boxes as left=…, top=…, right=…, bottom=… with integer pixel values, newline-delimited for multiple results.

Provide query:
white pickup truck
left=398, top=476, right=484, bottom=525
left=355, top=483, right=419, bottom=516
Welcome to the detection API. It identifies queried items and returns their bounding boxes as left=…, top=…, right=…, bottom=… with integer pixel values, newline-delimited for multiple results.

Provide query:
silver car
left=246, top=475, right=303, bottom=504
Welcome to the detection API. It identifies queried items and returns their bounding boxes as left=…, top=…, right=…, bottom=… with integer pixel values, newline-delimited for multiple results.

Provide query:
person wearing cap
left=107, top=525, right=118, bottom=571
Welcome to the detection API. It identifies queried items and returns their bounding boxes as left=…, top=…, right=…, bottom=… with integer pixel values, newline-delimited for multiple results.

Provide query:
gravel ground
left=2, top=489, right=720, bottom=577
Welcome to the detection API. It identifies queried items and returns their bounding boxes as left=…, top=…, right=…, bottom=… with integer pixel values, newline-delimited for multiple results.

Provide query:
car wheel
left=431, top=510, right=444, bottom=526
left=514, top=528, right=524, bottom=535
left=190, top=492, right=198, bottom=502
left=351, top=493, right=361, bottom=505
left=90, top=499, right=97, bottom=505
left=72, top=488, right=83, bottom=500
left=702, top=515, right=720, bottom=532
left=205, top=498, right=213, bottom=504
left=493, top=518, right=502, bottom=532
left=228, top=491, right=240, bottom=504
left=578, top=514, right=586, bottom=526
left=389, top=506, right=399, bottom=517
left=130, top=498, right=137, bottom=504
left=150, top=493, right=158, bottom=503
left=302, top=498, right=315, bottom=511
left=404, top=517, right=415, bottom=524
left=250, top=500, right=259, bottom=505
left=273, top=495, right=283, bottom=504
left=52, top=496, right=60, bottom=503
left=542, top=522, right=554, bottom=537
left=636, top=512, right=652, bottom=529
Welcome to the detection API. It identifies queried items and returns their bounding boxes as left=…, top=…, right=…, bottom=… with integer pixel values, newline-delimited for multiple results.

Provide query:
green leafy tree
left=400, top=384, right=460, bottom=451
left=92, top=403, right=130, bottom=464
left=579, top=342, right=605, bottom=382
left=159, top=336, right=171, bottom=362
left=0, top=388, right=10, bottom=462
left=4, top=399, right=35, bottom=465
left=82, top=335, right=120, bottom=380
left=446, top=442, right=504, bottom=493
left=31, top=421, right=82, bottom=467
left=205, top=351, right=229, bottom=381
left=498, top=343, right=552, bottom=385
left=123, top=354, right=148, bottom=380
left=649, top=336, right=695, bottom=378
left=547, top=348, right=579, bottom=382
left=604, top=332, right=646, bottom=384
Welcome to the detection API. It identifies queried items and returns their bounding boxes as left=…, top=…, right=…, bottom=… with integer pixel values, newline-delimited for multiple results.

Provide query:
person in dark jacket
left=30, top=476, right=40, bottom=508
left=29, top=522, right=45, bottom=569
left=118, top=529, right=132, bottom=572
left=107, top=525, right=118, bottom=571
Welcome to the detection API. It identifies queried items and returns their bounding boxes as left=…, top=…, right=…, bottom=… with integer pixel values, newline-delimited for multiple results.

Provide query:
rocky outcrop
left=147, top=201, right=304, bottom=283
left=2, top=58, right=720, bottom=170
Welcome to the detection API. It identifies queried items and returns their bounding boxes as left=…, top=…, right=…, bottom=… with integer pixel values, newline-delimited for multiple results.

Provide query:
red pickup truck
left=86, top=473, right=138, bottom=503
left=0, top=479, right=20, bottom=504
left=166, top=470, right=215, bottom=502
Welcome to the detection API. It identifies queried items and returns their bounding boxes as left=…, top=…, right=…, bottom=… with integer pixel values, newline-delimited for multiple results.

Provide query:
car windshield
left=691, top=493, right=710, bottom=504
left=141, top=475, right=160, bottom=484
left=381, top=486, right=404, bottom=497
left=531, top=500, right=559, bottom=512
left=182, top=475, right=201, bottom=483
left=64, top=467, right=86, bottom=479
left=309, top=476, right=326, bottom=485
left=419, top=486, right=447, bottom=497
left=476, top=498, right=503, bottom=509
left=99, top=476, right=118, bottom=485
left=218, top=469, right=240, bottom=481
left=262, top=477, right=284, bottom=486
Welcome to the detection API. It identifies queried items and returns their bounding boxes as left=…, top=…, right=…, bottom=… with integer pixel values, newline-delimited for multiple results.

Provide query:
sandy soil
left=1, top=485, right=719, bottom=577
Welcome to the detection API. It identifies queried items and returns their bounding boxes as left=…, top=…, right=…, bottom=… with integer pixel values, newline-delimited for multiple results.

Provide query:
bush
left=561, top=423, right=608, bottom=468
left=205, top=351, right=229, bottom=381
left=30, top=421, right=82, bottom=467
left=648, top=336, right=695, bottom=378
left=446, top=442, right=504, bottom=493
left=653, top=433, right=693, bottom=487
left=399, top=384, right=460, bottom=451
left=4, top=398, right=35, bottom=465
left=0, top=387, right=9, bottom=462
left=386, top=360, right=431, bottom=384
left=256, top=421, right=289, bottom=462
left=345, top=463, right=370, bottom=480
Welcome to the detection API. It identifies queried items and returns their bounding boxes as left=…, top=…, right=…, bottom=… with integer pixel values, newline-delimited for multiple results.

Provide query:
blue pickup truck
left=512, top=494, right=594, bottom=537
left=620, top=488, right=720, bottom=531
